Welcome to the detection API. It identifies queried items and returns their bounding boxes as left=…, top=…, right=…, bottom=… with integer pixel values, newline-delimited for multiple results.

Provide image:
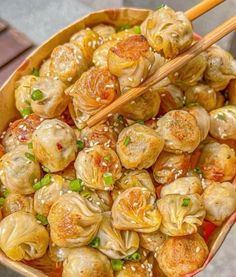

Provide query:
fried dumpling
left=157, top=194, right=205, bottom=236
left=156, top=110, right=201, bottom=154
left=93, top=40, right=117, bottom=67
left=197, top=142, right=236, bottom=182
left=32, top=119, right=77, bottom=172
left=116, top=123, right=164, bottom=169
left=48, top=192, right=102, bottom=247
left=157, top=233, right=208, bottom=277
left=0, top=145, right=41, bottom=195
left=92, top=24, right=116, bottom=41
left=141, top=6, right=193, bottom=58
left=139, top=230, right=166, bottom=252
left=112, top=187, right=162, bottom=233
left=202, top=181, right=236, bottom=225
left=0, top=211, right=49, bottom=261
left=62, top=247, right=113, bottom=277
left=116, top=261, right=151, bottom=277
left=75, top=145, right=122, bottom=191
left=152, top=151, right=190, bottom=185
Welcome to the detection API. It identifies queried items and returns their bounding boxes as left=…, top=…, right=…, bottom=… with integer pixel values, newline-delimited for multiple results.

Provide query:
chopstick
left=87, top=15, right=236, bottom=127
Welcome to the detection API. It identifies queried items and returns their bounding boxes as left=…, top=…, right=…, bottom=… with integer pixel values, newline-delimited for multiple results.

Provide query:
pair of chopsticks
left=87, top=0, right=235, bottom=127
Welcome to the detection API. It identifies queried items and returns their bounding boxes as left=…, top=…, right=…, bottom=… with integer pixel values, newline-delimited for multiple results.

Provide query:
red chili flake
left=56, top=143, right=63, bottom=151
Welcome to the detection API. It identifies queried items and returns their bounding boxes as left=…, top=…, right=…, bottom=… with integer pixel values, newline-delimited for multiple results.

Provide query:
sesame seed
left=67, top=190, right=72, bottom=194
left=131, top=266, right=136, bottom=272
left=96, top=97, right=101, bottom=102
left=128, top=77, right=133, bottom=81
left=67, top=77, right=73, bottom=82
left=196, top=247, right=200, bottom=253
left=41, top=200, right=45, bottom=204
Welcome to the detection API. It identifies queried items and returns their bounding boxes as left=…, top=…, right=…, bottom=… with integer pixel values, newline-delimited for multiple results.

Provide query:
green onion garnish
left=80, top=190, right=91, bottom=198
left=156, top=4, right=165, bottom=10
left=125, top=251, right=141, bottom=261
left=77, top=140, right=84, bottom=150
left=104, top=155, right=111, bottom=161
left=118, top=24, right=131, bottom=31
left=31, top=89, right=44, bottom=101
left=28, top=142, right=33, bottom=149
left=133, top=25, right=141, bottom=34
left=69, top=178, right=83, bottom=192
left=42, top=165, right=50, bottom=173
left=33, top=174, right=51, bottom=190
left=193, top=167, right=202, bottom=175
left=182, top=198, right=191, bottom=207
left=3, top=190, right=10, bottom=198
left=103, top=172, right=113, bottom=186
left=216, top=113, right=226, bottom=121
left=89, top=237, right=100, bottom=248
left=136, top=119, right=144, bottom=125
left=25, top=152, right=35, bottom=162
left=21, top=107, right=32, bottom=118
left=0, top=197, right=5, bottom=206
left=111, top=259, right=124, bottom=271
left=36, top=214, right=48, bottom=225
left=117, top=115, right=124, bottom=123
left=31, top=68, right=40, bottom=77
left=124, top=136, right=131, bottom=146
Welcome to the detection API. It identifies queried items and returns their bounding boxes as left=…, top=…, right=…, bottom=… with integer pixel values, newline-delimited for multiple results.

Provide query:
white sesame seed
left=41, top=200, right=45, bottom=204
left=67, top=77, right=73, bottom=82
left=128, top=77, right=133, bottom=81
left=196, top=247, right=200, bottom=253
left=131, top=266, right=136, bottom=272
left=96, top=97, right=101, bottom=102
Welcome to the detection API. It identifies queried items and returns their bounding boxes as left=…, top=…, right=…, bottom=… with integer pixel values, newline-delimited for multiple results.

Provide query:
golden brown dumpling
left=160, top=176, right=203, bottom=198
left=32, top=119, right=77, bottom=172
left=115, top=261, right=150, bottom=277
left=0, top=145, right=41, bottom=195
left=156, top=110, right=201, bottom=154
left=97, top=212, right=139, bottom=259
left=141, top=6, right=193, bottom=58
left=0, top=211, right=49, bottom=261
left=92, top=24, right=116, bottom=41
left=62, top=247, right=113, bottom=277
left=116, top=123, right=164, bottom=169
left=75, top=145, right=122, bottom=191
left=204, top=46, right=236, bottom=91
left=157, top=233, right=208, bottom=277
left=30, top=77, right=68, bottom=118
left=152, top=151, right=190, bottom=184
left=209, top=106, right=236, bottom=140
left=202, top=181, right=236, bottom=225
left=197, top=142, right=236, bottom=182
left=112, top=187, right=162, bottom=233
left=93, top=40, right=117, bottom=67
left=139, top=230, right=166, bottom=252
left=2, top=193, right=34, bottom=217
left=157, top=194, right=205, bottom=236
left=48, top=192, right=102, bottom=247
left=70, top=28, right=102, bottom=64
left=14, top=75, right=38, bottom=114
left=50, top=43, right=88, bottom=83
left=185, top=83, right=217, bottom=112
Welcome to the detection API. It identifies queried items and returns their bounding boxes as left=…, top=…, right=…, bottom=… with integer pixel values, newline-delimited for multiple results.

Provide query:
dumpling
left=74, top=145, right=122, bottom=191
left=184, top=104, right=210, bottom=141
left=2, top=193, right=34, bottom=217
left=116, top=123, right=164, bottom=169
left=157, top=194, right=206, bottom=236
left=2, top=113, right=42, bottom=152
left=34, top=174, right=68, bottom=216
left=97, top=212, right=139, bottom=259
left=197, top=142, right=236, bottom=182
left=139, top=230, right=166, bottom=252
left=14, top=75, right=38, bottom=114
left=48, top=192, right=102, bottom=247
left=141, top=6, right=193, bottom=58
left=32, top=119, right=77, bottom=172
left=57, top=162, right=76, bottom=180
left=62, top=247, right=113, bottom=277
left=157, top=233, right=208, bottom=277
left=185, top=84, right=217, bottom=111
left=30, top=77, right=69, bottom=118
left=152, top=151, right=190, bottom=185
left=111, top=27, right=136, bottom=41
left=83, top=190, right=112, bottom=212
left=49, top=241, right=72, bottom=262
left=112, top=187, right=162, bottom=233
left=204, top=46, right=236, bottom=91
left=93, top=40, right=117, bottom=67
left=202, top=182, right=236, bottom=225
left=92, top=24, right=116, bottom=41
left=0, top=145, right=41, bottom=195
left=160, top=176, right=203, bottom=198
left=0, top=211, right=49, bottom=261
left=115, top=261, right=150, bottom=277
left=39, top=58, right=54, bottom=77
left=156, top=110, right=201, bottom=154
left=50, top=43, right=88, bottom=83
left=70, top=28, right=102, bottom=64
left=209, top=106, right=236, bottom=140
left=108, top=35, right=163, bottom=91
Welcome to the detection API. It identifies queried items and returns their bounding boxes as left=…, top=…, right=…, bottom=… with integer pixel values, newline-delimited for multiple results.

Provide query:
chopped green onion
left=182, top=198, right=191, bottom=207
left=3, top=190, right=10, bottom=198
left=69, top=179, right=83, bottom=192
left=80, top=190, right=91, bottom=198
left=117, top=115, right=124, bottom=123
left=24, top=99, right=31, bottom=106
left=42, top=165, right=50, bottom=173
left=136, top=119, right=144, bottom=125
left=111, top=259, right=124, bottom=271
left=133, top=25, right=141, bottom=34
left=77, top=140, right=84, bottom=150
left=28, top=142, right=33, bottom=149
left=36, top=214, right=48, bottom=225
left=0, top=197, right=5, bottom=206
left=187, top=102, right=199, bottom=107
left=125, top=251, right=141, bottom=261
left=103, top=172, right=113, bottom=186
left=21, top=107, right=32, bottom=118
left=193, top=167, right=202, bottom=175
left=89, top=237, right=100, bottom=248
left=104, top=155, right=111, bottom=161
left=124, top=136, right=131, bottom=146
left=31, top=89, right=44, bottom=101
left=156, top=4, right=165, bottom=10
left=32, top=68, right=40, bottom=77
left=33, top=174, right=51, bottom=190
left=25, top=152, right=35, bottom=162
left=118, top=24, right=131, bottom=31
left=216, top=113, right=226, bottom=121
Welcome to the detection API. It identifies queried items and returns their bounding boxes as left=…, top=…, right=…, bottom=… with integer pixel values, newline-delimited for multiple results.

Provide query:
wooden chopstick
left=87, top=16, right=236, bottom=127
left=185, top=0, right=225, bottom=21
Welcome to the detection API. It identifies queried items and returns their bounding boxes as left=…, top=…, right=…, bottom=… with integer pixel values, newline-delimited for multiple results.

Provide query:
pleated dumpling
left=202, top=182, right=236, bottom=225
left=92, top=24, right=116, bottom=41
left=97, top=212, right=139, bottom=259
left=0, top=212, right=49, bottom=261
left=157, top=194, right=206, bottom=236
left=139, top=230, right=166, bottom=252
left=93, top=40, right=117, bottom=67
left=141, top=6, right=193, bottom=58
left=112, top=187, right=162, bottom=233
left=48, top=192, right=102, bottom=247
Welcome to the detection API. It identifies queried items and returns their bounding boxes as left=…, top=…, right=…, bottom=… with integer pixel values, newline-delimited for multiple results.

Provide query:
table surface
left=0, top=0, right=235, bottom=276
